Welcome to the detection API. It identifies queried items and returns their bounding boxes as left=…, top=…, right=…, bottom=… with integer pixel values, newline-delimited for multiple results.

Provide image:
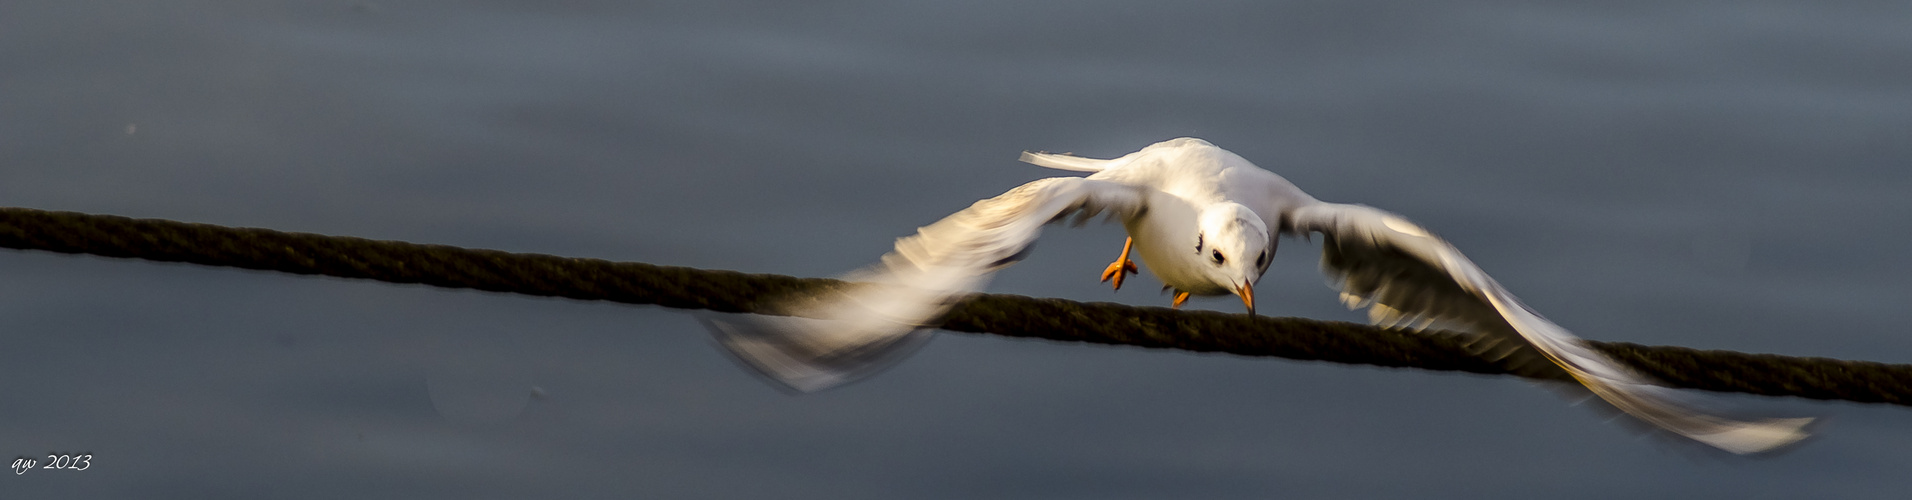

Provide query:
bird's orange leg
left=1100, top=237, right=1141, bottom=290
left=1171, top=291, right=1191, bottom=309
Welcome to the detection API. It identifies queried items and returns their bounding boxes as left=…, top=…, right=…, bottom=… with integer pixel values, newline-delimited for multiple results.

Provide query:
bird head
left=1195, top=203, right=1274, bottom=314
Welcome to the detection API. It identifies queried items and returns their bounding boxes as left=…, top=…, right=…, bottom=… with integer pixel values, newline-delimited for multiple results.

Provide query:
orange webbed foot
left=1100, top=237, right=1140, bottom=290
left=1100, top=259, right=1139, bottom=289
left=1171, top=291, right=1191, bottom=309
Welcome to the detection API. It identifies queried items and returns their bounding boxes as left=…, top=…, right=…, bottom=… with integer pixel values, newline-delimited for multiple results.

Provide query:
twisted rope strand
left=3, top=206, right=1906, bottom=405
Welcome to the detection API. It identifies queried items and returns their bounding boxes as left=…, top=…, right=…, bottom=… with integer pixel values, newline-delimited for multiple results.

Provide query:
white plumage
left=705, top=137, right=1814, bottom=454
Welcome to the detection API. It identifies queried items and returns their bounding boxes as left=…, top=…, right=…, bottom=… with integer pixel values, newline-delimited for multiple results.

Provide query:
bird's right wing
left=1289, top=201, right=1815, bottom=454
left=705, top=177, right=1147, bottom=392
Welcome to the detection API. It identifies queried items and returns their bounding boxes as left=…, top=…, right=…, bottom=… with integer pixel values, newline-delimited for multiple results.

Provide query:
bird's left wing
left=1289, top=201, right=1815, bottom=454
left=705, top=177, right=1147, bottom=392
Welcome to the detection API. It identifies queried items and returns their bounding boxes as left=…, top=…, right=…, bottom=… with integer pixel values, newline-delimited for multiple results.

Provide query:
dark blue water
left=4, top=2, right=1909, bottom=497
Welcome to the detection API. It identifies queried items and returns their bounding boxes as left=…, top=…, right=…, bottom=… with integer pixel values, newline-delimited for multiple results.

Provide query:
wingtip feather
left=1690, top=417, right=1818, bottom=455
left=701, top=315, right=935, bottom=393
left=1019, top=151, right=1114, bottom=172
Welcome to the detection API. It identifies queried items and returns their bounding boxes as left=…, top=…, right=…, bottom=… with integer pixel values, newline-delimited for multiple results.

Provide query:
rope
left=3, top=206, right=1907, bottom=406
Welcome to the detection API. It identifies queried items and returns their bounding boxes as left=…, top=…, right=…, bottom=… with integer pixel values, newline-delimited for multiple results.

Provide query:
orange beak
left=1235, top=283, right=1255, bottom=316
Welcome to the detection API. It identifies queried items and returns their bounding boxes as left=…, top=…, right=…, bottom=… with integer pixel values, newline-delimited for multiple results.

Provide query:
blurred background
left=3, top=1, right=1909, bottom=497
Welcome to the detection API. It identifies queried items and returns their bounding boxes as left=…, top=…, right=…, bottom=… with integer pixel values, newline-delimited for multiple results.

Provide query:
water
left=3, top=1, right=1909, bottom=497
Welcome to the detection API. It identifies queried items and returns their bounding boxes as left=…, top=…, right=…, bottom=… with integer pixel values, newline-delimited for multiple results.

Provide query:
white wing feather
left=706, top=177, right=1147, bottom=392
left=1290, top=201, right=1814, bottom=454
left=1019, top=151, right=1127, bottom=172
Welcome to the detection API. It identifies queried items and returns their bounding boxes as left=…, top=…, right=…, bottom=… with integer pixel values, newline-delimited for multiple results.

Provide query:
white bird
left=704, top=137, right=1815, bottom=454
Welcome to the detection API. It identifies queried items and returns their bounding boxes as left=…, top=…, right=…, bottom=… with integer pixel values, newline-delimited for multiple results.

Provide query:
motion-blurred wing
left=707, top=177, right=1147, bottom=392
left=1289, top=201, right=1814, bottom=454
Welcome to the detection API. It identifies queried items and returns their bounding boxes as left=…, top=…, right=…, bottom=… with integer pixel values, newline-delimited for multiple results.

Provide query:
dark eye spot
left=1195, top=234, right=1204, bottom=252
left=1255, top=251, right=1267, bottom=268
left=1211, top=250, right=1225, bottom=264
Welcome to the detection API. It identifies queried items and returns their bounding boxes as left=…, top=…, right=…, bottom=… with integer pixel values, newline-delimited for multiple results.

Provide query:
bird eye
left=1255, top=251, right=1267, bottom=268
left=1211, top=250, right=1225, bottom=264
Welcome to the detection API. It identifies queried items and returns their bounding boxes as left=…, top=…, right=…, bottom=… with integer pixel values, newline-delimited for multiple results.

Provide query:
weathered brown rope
left=3, top=206, right=1907, bottom=405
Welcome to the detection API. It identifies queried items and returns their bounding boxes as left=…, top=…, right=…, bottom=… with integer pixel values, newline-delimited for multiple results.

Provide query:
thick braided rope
left=2, top=206, right=1907, bottom=405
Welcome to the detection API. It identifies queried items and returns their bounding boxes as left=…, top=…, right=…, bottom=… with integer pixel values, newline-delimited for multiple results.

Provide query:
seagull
left=704, top=137, right=1814, bottom=454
